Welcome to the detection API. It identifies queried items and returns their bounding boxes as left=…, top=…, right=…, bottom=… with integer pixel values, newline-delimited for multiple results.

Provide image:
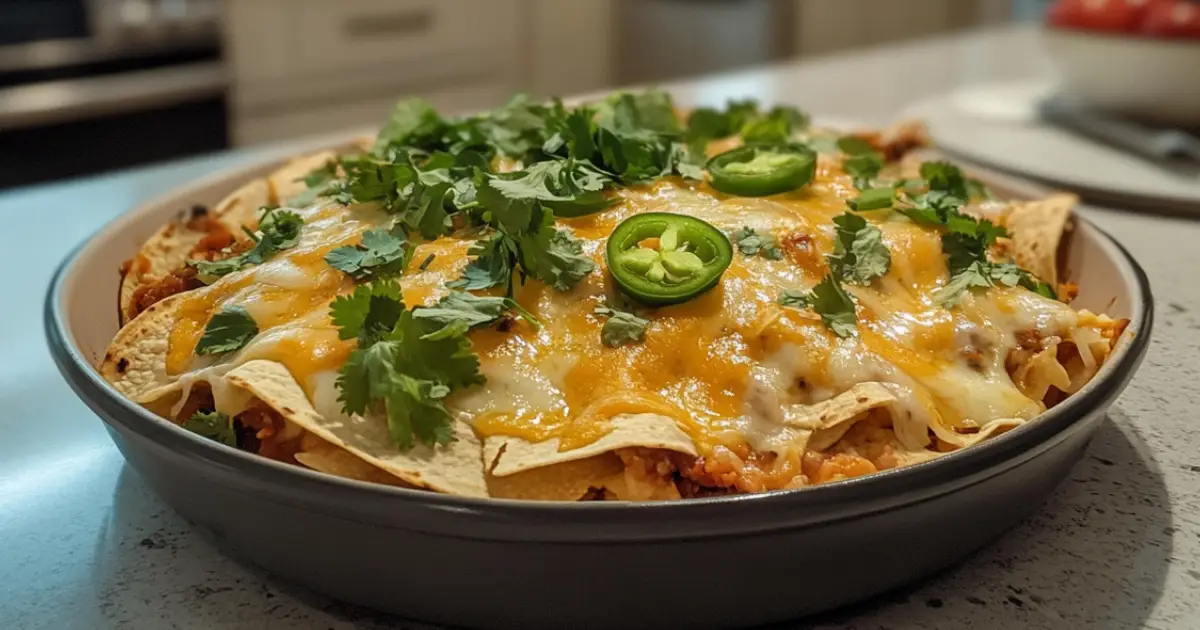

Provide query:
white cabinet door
left=794, top=0, right=968, bottom=56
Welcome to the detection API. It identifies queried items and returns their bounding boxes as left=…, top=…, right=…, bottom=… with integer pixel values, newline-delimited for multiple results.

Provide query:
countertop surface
left=3, top=25, right=1198, bottom=630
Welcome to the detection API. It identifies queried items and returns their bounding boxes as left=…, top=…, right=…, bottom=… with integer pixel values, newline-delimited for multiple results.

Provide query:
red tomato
left=1140, top=1, right=1200, bottom=38
left=1046, top=0, right=1164, bottom=32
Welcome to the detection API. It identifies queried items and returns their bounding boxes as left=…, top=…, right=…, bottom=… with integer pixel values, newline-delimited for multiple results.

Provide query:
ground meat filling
left=125, top=214, right=245, bottom=319
left=129, top=267, right=206, bottom=317
left=237, top=405, right=302, bottom=462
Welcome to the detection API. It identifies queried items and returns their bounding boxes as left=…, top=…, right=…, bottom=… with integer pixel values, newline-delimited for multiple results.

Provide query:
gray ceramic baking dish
left=45, top=142, right=1152, bottom=630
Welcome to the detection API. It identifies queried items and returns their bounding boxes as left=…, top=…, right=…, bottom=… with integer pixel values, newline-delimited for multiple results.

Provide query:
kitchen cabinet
left=794, top=0, right=1010, bottom=56
left=223, top=0, right=613, bottom=145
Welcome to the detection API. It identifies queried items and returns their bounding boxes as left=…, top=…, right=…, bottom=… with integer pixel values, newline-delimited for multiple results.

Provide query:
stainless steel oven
left=0, top=0, right=228, bottom=189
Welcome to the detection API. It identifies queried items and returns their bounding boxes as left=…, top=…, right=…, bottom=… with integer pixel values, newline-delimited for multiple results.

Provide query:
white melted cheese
left=161, top=172, right=1107, bottom=463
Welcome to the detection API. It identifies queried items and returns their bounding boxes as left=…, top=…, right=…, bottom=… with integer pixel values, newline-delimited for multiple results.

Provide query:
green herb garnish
left=828, top=212, right=891, bottom=285
left=594, top=306, right=650, bottom=347
left=183, top=411, right=237, bottom=447
left=332, top=282, right=483, bottom=449
left=190, top=207, right=304, bottom=280
left=325, top=228, right=413, bottom=281
left=780, top=276, right=858, bottom=339
left=731, top=226, right=784, bottom=260
left=195, top=306, right=258, bottom=355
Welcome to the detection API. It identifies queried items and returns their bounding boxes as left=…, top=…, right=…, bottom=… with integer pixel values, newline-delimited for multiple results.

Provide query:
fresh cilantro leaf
left=182, top=411, right=237, bottom=447
left=516, top=211, right=597, bottom=292
left=289, top=160, right=339, bottom=206
left=828, top=212, right=891, bottom=285
left=966, top=178, right=996, bottom=201
left=189, top=256, right=245, bottom=279
left=483, top=159, right=614, bottom=221
left=920, top=161, right=969, bottom=201
left=741, top=116, right=791, bottom=145
left=329, top=280, right=405, bottom=345
left=686, top=107, right=734, bottom=141
left=847, top=186, right=895, bottom=211
left=599, top=89, right=681, bottom=135
left=779, top=275, right=858, bottom=338
left=472, top=93, right=554, bottom=158
left=190, top=207, right=304, bottom=280
left=544, top=103, right=598, bottom=161
left=835, top=136, right=885, bottom=189
left=593, top=90, right=682, bottom=183
left=895, top=204, right=942, bottom=227
left=412, top=291, right=538, bottom=340
left=333, top=154, right=412, bottom=209
left=324, top=229, right=412, bottom=281
left=373, top=98, right=445, bottom=155
left=336, top=308, right=483, bottom=449
left=449, top=233, right=516, bottom=292
left=842, top=152, right=884, bottom=190
left=670, top=143, right=706, bottom=180
left=596, top=125, right=675, bottom=184
left=1020, top=272, right=1058, bottom=300
left=732, top=227, right=783, bottom=260
left=741, top=106, right=809, bottom=145
left=837, top=136, right=876, bottom=156
left=195, top=306, right=258, bottom=355
left=935, top=260, right=994, bottom=307
left=594, top=306, right=650, bottom=347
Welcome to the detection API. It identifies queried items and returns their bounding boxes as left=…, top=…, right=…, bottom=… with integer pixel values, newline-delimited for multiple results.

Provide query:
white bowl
left=1043, top=28, right=1200, bottom=127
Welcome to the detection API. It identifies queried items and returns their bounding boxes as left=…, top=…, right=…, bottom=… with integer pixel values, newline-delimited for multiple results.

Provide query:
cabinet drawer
left=228, top=0, right=522, bottom=83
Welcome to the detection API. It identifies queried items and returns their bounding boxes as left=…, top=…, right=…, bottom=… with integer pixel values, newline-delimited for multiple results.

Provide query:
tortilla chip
left=783, top=383, right=897, bottom=452
left=940, top=417, right=1026, bottom=448
left=295, top=439, right=417, bottom=488
left=485, top=413, right=697, bottom=478
left=268, top=151, right=336, bottom=203
left=222, top=360, right=487, bottom=496
left=486, top=453, right=624, bottom=501
left=118, top=178, right=270, bottom=325
left=102, top=292, right=188, bottom=400
left=118, top=150, right=346, bottom=326
left=1006, top=193, right=1075, bottom=286
left=892, top=447, right=943, bottom=467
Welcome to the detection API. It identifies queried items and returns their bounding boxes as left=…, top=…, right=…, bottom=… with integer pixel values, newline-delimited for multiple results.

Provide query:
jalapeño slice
left=606, top=213, right=733, bottom=306
left=706, top=144, right=816, bottom=197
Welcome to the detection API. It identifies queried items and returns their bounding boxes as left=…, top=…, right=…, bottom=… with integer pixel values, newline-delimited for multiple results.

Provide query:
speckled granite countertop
left=2, top=25, right=1197, bottom=630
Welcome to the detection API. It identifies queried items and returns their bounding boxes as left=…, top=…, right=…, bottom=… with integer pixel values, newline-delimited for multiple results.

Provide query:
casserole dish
left=46, top=99, right=1151, bottom=629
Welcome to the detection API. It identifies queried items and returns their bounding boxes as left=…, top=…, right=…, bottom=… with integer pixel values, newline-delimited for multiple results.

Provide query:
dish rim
left=43, top=136, right=1155, bottom=537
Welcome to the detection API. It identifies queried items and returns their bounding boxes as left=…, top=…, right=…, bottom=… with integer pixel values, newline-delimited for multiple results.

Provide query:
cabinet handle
left=342, top=10, right=432, bottom=38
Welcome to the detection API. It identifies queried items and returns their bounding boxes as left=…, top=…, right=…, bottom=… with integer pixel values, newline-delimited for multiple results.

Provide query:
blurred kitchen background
left=0, top=0, right=1043, bottom=189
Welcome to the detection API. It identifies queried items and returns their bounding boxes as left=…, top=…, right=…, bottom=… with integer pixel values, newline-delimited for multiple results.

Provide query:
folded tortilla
left=118, top=151, right=337, bottom=325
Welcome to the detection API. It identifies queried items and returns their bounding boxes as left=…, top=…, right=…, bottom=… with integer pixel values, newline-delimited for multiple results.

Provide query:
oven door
left=0, top=62, right=229, bottom=190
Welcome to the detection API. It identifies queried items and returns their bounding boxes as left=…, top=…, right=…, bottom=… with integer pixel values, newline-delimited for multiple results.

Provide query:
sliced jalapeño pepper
left=706, top=144, right=816, bottom=197
left=606, top=213, right=733, bottom=306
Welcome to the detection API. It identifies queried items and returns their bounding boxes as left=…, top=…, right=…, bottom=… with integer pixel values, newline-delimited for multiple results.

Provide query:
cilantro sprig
left=325, top=228, right=412, bottom=281
left=594, top=305, right=650, bottom=347
left=838, top=136, right=884, bottom=191
left=183, top=411, right=237, bottom=447
left=190, top=207, right=304, bottom=281
left=731, top=226, right=784, bottom=260
left=195, top=306, right=258, bottom=355
left=777, top=212, right=889, bottom=337
left=412, top=291, right=538, bottom=340
left=886, top=162, right=1057, bottom=306
left=828, top=212, right=891, bottom=285
left=780, top=276, right=858, bottom=339
left=331, top=282, right=483, bottom=449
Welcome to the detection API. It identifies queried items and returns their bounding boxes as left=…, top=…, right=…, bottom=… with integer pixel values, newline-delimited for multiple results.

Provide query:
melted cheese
left=164, top=165, right=1102, bottom=460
